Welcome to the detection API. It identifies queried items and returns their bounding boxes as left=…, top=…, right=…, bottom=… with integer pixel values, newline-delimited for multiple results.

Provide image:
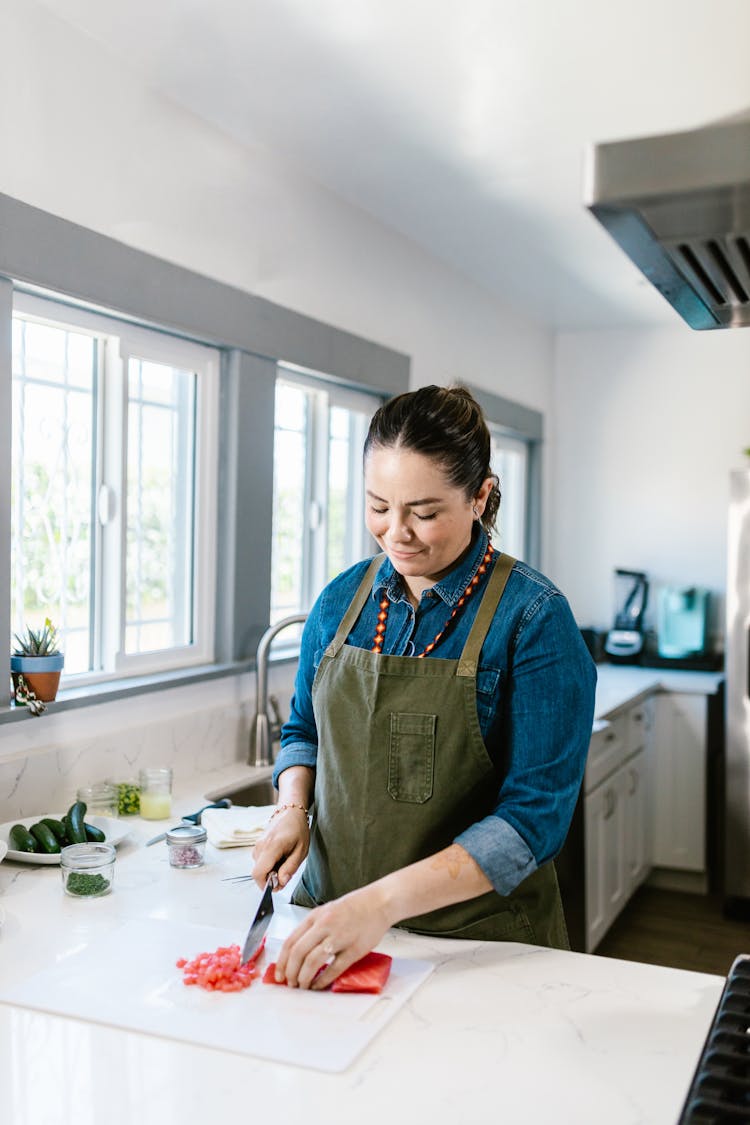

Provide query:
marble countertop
left=0, top=768, right=724, bottom=1125
left=594, top=663, right=724, bottom=722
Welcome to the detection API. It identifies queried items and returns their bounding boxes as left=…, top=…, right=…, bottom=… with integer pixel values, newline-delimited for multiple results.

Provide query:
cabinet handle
left=605, top=730, right=617, bottom=744
left=628, top=768, right=638, bottom=795
left=604, top=788, right=616, bottom=819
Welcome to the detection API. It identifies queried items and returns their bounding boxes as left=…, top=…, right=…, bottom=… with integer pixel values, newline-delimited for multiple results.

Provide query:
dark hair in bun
left=364, top=384, right=501, bottom=534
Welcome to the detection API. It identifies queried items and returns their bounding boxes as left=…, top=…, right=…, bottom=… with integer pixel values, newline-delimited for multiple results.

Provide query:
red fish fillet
left=263, top=950, right=392, bottom=993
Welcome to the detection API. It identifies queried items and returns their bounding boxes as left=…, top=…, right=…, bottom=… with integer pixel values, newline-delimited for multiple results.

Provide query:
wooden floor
left=596, top=886, right=750, bottom=977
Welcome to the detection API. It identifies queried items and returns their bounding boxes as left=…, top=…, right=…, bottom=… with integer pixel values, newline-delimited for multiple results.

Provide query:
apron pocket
left=388, top=712, right=436, bottom=803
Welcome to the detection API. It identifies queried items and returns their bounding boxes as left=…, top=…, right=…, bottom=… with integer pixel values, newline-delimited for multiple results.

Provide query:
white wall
left=0, top=0, right=553, bottom=411
left=552, top=324, right=750, bottom=642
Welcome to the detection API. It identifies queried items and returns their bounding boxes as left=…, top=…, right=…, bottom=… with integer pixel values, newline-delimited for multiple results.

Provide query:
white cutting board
left=0, top=917, right=433, bottom=1072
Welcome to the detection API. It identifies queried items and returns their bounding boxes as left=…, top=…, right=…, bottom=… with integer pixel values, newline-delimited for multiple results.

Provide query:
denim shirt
left=274, top=528, right=597, bottom=897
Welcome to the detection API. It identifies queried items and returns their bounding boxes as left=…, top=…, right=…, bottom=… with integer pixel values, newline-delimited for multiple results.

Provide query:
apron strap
left=324, top=554, right=385, bottom=658
left=457, top=552, right=516, bottom=677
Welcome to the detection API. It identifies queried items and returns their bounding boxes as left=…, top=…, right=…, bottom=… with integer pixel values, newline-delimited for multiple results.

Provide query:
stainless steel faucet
left=249, top=613, right=307, bottom=767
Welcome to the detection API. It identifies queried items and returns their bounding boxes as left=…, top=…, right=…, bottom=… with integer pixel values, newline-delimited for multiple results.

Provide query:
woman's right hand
left=251, top=806, right=310, bottom=889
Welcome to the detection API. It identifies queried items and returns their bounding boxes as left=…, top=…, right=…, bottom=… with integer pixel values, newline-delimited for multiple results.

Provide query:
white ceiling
left=35, top=0, right=750, bottom=331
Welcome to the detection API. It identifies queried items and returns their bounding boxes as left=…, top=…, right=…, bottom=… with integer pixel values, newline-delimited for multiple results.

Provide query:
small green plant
left=12, top=618, right=61, bottom=657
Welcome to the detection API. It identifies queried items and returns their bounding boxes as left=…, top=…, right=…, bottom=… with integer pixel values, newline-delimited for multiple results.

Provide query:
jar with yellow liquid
left=138, top=767, right=173, bottom=820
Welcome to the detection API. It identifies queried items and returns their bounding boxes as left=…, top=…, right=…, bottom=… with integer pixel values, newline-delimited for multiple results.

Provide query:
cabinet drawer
left=585, top=716, right=627, bottom=792
left=625, top=700, right=650, bottom=756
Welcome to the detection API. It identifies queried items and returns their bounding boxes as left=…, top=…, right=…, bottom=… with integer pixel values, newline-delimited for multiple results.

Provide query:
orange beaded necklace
left=372, top=542, right=495, bottom=657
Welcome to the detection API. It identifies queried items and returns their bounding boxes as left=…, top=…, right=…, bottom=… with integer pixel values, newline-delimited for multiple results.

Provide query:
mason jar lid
left=60, top=842, right=116, bottom=869
left=165, top=824, right=207, bottom=845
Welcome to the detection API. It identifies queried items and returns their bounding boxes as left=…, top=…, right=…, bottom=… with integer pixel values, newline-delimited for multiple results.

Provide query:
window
left=11, top=293, right=219, bottom=683
left=489, top=426, right=529, bottom=560
left=271, top=368, right=380, bottom=624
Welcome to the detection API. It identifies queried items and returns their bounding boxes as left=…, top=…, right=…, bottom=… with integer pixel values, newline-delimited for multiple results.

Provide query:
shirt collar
left=372, top=526, right=491, bottom=607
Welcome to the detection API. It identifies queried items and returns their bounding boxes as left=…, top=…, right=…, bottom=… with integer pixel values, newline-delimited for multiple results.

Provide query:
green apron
left=292, top=551, right=570, bottom=948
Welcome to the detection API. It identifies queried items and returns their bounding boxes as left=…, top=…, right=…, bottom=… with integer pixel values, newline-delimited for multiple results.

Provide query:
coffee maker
left=604, top=569, right=649, bottom=663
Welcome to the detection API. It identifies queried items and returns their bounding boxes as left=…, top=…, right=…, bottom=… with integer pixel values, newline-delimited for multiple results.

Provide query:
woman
left=252, top=384, right=596, bottom=989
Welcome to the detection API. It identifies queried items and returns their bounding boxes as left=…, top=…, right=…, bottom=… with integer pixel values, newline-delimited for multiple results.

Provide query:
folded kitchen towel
left=201, top=805, right=275, bottom=848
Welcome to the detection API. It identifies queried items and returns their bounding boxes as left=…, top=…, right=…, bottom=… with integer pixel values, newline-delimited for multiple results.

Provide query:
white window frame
left=272, top=364, right=379, bottom=622
left=489, top=424, right=530, bottom=561
left=12, top=291, right=220, bottom=684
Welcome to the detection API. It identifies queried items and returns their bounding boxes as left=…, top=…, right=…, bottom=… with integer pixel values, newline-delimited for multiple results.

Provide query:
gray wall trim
left=466, top=380, right=544, bottom=569
left=215, top=350, right=277, bottom=662
left=0, top=278, right=11, bottom=699
left=525, top=444, right=542, bottom=570
left=468, top=382, right=544, bottom=442
left=0, top=192, right=410, bottom=395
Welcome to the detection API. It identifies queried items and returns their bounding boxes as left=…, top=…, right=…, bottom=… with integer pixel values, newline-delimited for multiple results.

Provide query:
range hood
left=584, top=116, right=750, bottom=329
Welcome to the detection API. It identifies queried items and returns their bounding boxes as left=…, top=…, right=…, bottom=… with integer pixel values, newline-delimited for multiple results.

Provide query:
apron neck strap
left=457, top=552, right=516, bottom=676
left=324, top=554, right=385, bottom=657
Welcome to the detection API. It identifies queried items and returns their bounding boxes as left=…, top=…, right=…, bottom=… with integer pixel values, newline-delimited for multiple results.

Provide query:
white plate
left=0, top=815, right=130, bottom=865
left=0, top=839, right=7, bottom=864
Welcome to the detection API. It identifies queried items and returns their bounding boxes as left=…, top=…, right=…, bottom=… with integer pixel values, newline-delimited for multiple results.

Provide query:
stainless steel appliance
left=726, top=469, right=750, bottom=913
left=604, top=568, right=649, bottom=662
left=584, top=114, right=750, bottom=330
left=677, top=953, right=750, bottom=1121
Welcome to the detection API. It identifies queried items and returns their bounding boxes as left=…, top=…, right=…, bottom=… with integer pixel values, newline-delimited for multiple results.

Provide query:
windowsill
left=0, top=651, right=300, bottom=727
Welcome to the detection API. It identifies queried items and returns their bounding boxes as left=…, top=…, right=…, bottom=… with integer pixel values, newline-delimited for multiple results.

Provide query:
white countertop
left=0, top=767, right=724, bottom=1125
left=594, top=662, right=723, bottom=722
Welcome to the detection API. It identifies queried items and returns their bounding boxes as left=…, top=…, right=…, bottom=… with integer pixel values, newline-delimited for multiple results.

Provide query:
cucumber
left=84, top=822, right=106, bottom=843
left=29, top=821, right=61, bottom=854
left=65, top=800, right=88, bottom=844
left=40, top=817, right=67, bottom=842
left=9, top=824, right=37, bottom=853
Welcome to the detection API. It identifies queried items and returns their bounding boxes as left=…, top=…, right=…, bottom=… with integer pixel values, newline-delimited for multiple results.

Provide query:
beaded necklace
left=372, top=542, right=495, bottom=657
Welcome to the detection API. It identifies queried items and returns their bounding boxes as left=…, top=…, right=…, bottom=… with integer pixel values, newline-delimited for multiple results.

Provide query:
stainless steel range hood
left=584, top=116, right=750, bottom=329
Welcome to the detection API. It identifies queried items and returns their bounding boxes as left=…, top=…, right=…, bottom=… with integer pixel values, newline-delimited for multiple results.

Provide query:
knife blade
left=240, top=870, right=279, bottom=964
left=144, top=799, right=232, bottom=846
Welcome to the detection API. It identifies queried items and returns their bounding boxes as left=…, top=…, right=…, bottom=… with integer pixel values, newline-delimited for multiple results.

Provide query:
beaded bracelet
left=271, top=802, right=309, bottom=819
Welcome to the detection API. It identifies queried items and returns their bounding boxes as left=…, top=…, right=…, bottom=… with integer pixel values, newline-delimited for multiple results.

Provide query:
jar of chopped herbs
left=61, top=843, right=115, bottom=897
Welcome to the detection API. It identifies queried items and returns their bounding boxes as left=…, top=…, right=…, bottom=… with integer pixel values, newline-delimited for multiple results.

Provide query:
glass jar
left=76, top=782, right=118, bottom=818
left=165, top=824, right=207, bottom=869
left=114, top=779, right=141, bottom=816
left=138, top=767, right=173, bottom=820
left=61, top=842, right=116, bottom=897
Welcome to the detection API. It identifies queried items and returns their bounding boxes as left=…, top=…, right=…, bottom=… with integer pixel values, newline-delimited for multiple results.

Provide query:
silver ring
left=322, top=940, right=335, bottom=958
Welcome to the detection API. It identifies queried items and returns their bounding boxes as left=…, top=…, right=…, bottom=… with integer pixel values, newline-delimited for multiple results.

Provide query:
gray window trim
left=466, top=381, right=543, bottom=568
left=0, top=192, right=409, bottom=717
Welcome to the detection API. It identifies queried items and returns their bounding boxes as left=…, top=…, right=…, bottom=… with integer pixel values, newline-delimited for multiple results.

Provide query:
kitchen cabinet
left=651, top=692, right=707, bottom=873
left=585, top=757, right=627, bottom=950
left=624, top=749, right=650, bottom=890
left=558, top=671, right=722, bottom=954
left=583, top=700, right=653, bottom=952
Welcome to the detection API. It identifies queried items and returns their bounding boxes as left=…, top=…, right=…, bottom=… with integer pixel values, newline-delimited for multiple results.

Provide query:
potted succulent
left=11, top=618, right=65, bottom=704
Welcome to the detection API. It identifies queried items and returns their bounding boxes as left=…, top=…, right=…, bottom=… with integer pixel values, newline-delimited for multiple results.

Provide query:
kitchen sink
left=205, top=773, right=276, bottom=807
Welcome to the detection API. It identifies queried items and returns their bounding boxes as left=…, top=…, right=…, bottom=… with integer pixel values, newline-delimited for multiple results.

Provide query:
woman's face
left=364, top=446, right=493, bottom=593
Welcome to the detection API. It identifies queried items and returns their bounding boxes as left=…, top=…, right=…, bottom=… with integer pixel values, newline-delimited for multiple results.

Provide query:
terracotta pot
left=11, top=654, right=64, bottom=703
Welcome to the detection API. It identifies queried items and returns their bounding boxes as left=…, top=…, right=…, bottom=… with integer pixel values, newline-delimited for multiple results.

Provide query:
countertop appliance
left=657, top=585, right=710, bottom=659
left=584, top=114, right=750, bottom=330
left=725, top=469, right=750, bottom=917
left=604, top=568, right=649, bottom=663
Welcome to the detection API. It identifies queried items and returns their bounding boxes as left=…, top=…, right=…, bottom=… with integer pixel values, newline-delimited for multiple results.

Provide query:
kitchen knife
left=240, top=869, right=279, bottom=964
left=144, top=799, right=232, bottom=846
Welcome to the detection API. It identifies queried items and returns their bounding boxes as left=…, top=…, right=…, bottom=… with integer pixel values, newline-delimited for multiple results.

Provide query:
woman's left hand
left=274, top=884, right=392, bottom=990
